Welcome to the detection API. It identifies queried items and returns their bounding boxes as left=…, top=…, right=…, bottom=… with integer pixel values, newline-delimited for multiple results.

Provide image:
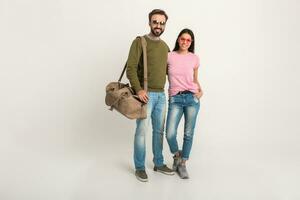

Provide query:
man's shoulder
left=129, top=37, right=142, bottom=49
left=131, top=35, right=169, bottom=51
left=154, top=39, right=169, bottom=51
left=131, top=37, right=141, bottom=43
left=131, top=35, right=151, bottom=46
left=160, top=39, right=169, bottom=48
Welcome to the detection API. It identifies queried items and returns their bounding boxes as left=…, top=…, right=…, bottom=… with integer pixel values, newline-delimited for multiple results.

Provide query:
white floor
left=2, top=123, right=300, bottom=200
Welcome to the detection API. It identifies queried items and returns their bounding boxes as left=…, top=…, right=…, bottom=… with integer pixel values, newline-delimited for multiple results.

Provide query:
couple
left=126, top=9, right=203, bottom=182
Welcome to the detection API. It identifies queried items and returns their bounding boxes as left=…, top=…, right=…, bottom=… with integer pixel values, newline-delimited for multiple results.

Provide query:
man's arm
left=126, top=38, right=143, bottom=93
left=126, top=38, right=149, bottom=103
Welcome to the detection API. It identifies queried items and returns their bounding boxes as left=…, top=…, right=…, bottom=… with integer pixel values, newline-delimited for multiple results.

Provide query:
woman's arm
left=193, top=67, right=203, bottom=99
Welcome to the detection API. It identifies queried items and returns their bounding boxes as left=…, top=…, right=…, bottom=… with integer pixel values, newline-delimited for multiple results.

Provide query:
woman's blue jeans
left=166, top=92, right=200, bottom=160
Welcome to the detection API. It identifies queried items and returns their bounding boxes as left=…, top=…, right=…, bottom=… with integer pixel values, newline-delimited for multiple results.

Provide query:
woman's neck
left=176, top=49, right=189, bottom=54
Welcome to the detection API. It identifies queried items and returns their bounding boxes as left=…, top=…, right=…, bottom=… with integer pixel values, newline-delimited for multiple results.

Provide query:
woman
left=166, top=28, right=203, bottom=179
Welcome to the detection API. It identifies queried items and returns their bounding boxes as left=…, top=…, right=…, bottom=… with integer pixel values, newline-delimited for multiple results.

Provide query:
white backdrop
left=1, top=0, right=300, bottom=199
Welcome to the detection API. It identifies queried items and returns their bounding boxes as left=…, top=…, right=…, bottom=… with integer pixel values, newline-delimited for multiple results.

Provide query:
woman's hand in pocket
left=194, top=90, right=203, bottom=99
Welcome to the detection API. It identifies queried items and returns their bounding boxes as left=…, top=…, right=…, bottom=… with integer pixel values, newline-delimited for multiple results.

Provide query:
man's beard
left=151, top=28, right=164, bottom=37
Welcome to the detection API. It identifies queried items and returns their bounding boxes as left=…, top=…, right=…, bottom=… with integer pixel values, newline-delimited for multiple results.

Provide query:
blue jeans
left=166, top=92, right=200, bottom=160
left=134, top=92, right=166, bottom=170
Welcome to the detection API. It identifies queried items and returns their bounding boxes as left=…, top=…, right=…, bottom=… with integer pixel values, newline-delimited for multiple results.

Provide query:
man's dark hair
left=148, top=9, right=168, bottom=22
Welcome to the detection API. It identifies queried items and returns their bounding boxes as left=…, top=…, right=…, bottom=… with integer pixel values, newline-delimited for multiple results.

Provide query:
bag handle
left=118, top=36, right=148, bottom=92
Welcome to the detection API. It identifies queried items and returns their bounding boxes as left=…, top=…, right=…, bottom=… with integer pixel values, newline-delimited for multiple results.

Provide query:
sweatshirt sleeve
left=126, top=38, right=143, bottom=93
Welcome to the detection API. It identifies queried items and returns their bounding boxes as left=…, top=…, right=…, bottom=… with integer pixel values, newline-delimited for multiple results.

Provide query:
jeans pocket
left=192, top=95, right=199, bottom=103
left=169, top=96, right=174, bottom=104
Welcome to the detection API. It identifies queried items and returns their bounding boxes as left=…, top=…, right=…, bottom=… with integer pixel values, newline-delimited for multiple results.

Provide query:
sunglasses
left=179, top=37, right=192, bottom=43
left=151, top=20, right=166, bottom=26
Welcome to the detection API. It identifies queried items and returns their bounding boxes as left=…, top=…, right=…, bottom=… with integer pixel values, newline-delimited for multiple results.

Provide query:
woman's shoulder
left=167, top=51, right=177, bottom=59
left=189, top=53, right=200, bottom=67
left=188, top=52, right=199, bottom=58
left=188, top=53, right=200, bottom=63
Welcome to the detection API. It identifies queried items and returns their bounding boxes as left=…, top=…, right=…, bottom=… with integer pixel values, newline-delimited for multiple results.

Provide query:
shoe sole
left=178, top=173, right=189, bottom=179
left=135, top=175, right=148, bottom=182
left=176, top=169, right=189, bottom=179
left=154, top=168, right=175, bottom=175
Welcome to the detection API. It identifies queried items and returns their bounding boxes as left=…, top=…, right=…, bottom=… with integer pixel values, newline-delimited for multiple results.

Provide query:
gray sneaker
left=153, top=165, right=175, bottom=175
left=177, top=163, right=189, bottom=179
left=173, top=156, right=182, bottom=171
left=135, top=170, right=148, bottom=182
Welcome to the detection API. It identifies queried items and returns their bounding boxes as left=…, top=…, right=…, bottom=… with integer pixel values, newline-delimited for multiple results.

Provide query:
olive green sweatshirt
left=126, top=36, right=169, bottom=93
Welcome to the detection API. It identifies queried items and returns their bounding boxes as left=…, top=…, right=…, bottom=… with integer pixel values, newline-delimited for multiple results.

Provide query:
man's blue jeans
left=134, top=92, right=166, bottom=170
left=166, top=92, right=200, bottom=160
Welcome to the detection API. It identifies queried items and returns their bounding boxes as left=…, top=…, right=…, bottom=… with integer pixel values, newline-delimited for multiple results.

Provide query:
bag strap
left=118, top=36, right=148, bottom=91
left=118, top=63, right=127, bottom=83
left=140, top=36, right=147, bottom=92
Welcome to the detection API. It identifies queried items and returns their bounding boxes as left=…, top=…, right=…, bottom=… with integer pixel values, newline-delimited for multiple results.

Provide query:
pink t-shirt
left=167, top=51, right=200, bottom=96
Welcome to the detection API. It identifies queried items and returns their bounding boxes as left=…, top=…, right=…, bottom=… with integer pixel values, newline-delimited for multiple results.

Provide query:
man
left=126, top=9, right=174, bottom=182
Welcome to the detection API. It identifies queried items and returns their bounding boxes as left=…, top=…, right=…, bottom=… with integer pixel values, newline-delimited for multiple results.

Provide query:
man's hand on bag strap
left=137, top=90, right=148, bottom=103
